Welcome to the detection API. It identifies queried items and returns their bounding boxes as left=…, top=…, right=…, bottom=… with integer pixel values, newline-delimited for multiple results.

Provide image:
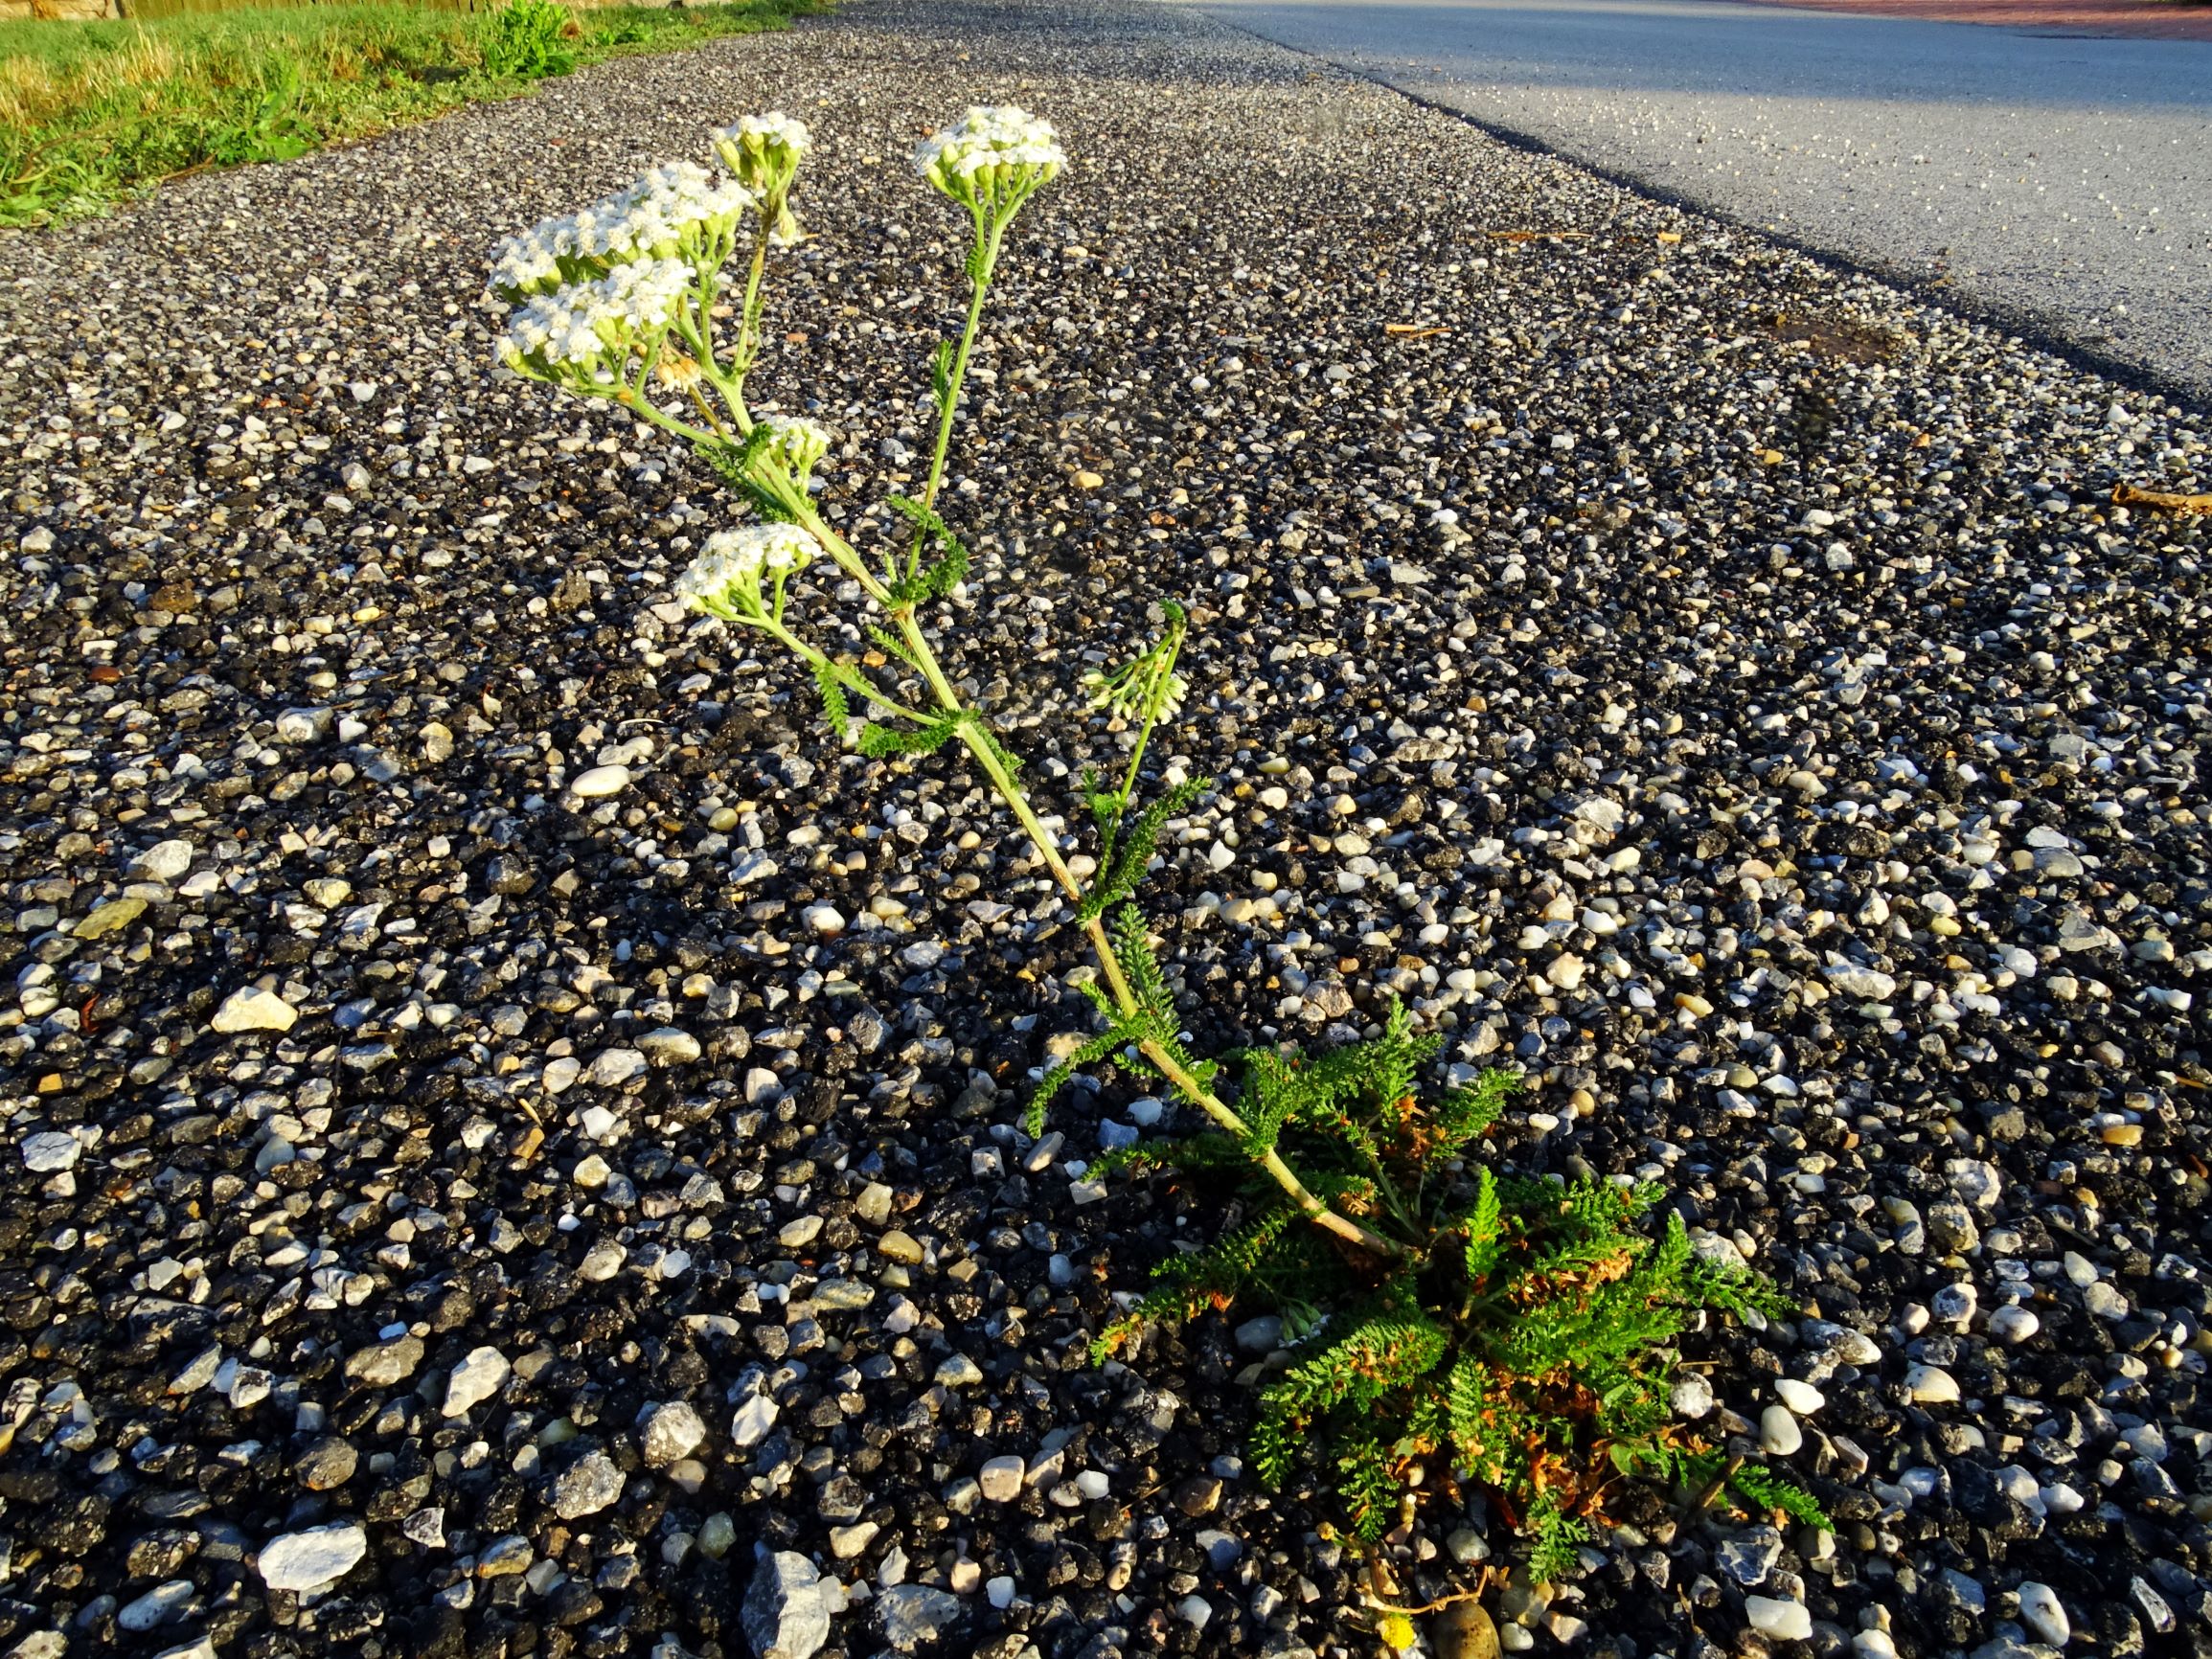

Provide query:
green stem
left=760, top=617, right=930, bottom=725
left=1104, top=616, right=1186, bottom=850
left=907, top=213, right=1006, bottom=583
left=882, top=602, right=1399, bottom=1260
left=614, top=387, right=722, bottom=450
left=729, top=218, right=773, bottom=405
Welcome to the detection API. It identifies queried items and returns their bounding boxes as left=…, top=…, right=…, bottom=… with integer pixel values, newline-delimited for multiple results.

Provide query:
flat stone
left=211, top=988, right=297, bottom=1034
left=258, top=1521, right=368, bottom=1593
left=344, top=1333, right=423, bottom=1389
left=129, top=839, right=195, bottom=881
left=443, top=1346, right=511, bottom=1417
left=20, top=1131, right=80, bottom=1173
left=75, top=897, right=147, bottom=939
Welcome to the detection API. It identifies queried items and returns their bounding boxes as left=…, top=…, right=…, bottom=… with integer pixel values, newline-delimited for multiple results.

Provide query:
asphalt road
left=1178, top=0, right=2212, bottom=404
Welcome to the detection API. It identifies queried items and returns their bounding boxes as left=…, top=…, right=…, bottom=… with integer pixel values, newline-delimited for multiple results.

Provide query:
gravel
left=0, top=0, right=2208, bottom=1656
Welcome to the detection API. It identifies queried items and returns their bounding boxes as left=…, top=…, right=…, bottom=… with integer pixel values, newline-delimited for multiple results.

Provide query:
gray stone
left=258, top=1521, right=368, bottom=1593
left=553, top=1450, right=623, bottom=1519
left=742, top=1551, right=835, bottom=1659
left=443, top=1346, right=510, bottom=1417
left=640, top=1400, right=707, bottom=1466
left=344, top=1333, right=423, bottom=1389
left=876, top=1584, right=964, bottom=1652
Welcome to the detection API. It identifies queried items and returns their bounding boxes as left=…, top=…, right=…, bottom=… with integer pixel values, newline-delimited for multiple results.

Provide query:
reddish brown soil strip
left=1726, top=0, right=2212, bottom=40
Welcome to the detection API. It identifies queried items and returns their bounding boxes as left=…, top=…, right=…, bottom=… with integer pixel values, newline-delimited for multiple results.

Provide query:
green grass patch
left=0, top=0, right=822, bottom=227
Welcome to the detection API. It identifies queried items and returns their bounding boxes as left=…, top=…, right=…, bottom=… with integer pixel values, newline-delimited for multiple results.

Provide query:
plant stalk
left=878, top=602, right=1400, bottom=1260
left=906, top=214, right=1005, bottom=583
left=689, top=180, right=1400, bottom=1261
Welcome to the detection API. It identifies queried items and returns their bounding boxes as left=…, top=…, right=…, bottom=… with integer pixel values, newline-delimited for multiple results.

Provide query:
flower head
left=759, top=415, right=832, bottom=480
left=1082, top=604, right=1189, bottom=724
left=713, top=112, right=810, bottom=208
left=675, top=523, right=818, bottom=622
left=499, top=258, right=692, bottom=384
left=489, top=163, right=754, bottom=301
left=915, top=105, right=1066, bottom=213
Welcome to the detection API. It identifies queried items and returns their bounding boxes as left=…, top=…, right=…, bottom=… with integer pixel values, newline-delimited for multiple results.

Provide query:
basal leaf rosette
left=914, top=104, right=1067, bottom=218
left=673, top=523, right=817, bottom=625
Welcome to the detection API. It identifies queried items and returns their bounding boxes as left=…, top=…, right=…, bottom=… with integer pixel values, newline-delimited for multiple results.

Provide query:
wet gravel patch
left=1, top=1, right=2210, bottom=1657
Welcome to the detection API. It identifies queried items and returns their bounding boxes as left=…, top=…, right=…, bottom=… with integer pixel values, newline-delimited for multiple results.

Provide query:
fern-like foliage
left=808, top=660, right=850, bottom=734
left=704, top=425, right=798, bottom=523
left=1729, top=1462, right=1832, bottom=1529
left=882, top=491, right=970, bottom=605
left=1091, top=1204, right=1296, bottom=1362
left=857, top=716, right=959, bottom=759
left=1085, top=1132, right=1249, bottom=1181
left=1078, top=775, right=1211, bottom=922
left=1526, top=1487, right=1594, bottom=1584
left=1078, top=996, right=1824, bottom=1580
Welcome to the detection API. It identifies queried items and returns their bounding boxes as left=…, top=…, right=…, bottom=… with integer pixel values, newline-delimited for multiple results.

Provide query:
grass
left=0, top=0, right=822, bottom=226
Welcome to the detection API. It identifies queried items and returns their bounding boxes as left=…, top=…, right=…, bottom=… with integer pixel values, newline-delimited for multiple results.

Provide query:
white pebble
left=1904, top=1364, right=1960, bottom=1403
left=570, top=764, right=630, bottom=799
left=1773, top=1378, right=1824, bottom=1416
left=1745, top=1597, right=1813, bottom=1641
left=2018, top=1581, right=2069, bottom=1646
left=1760, top=1404, right=1804, bottom=1456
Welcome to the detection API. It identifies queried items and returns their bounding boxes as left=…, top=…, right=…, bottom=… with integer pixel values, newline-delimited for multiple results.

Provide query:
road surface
left=1179, top=0, right=2212, bottom=402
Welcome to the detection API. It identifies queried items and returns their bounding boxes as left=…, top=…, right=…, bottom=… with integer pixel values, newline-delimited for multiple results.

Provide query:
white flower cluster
left=713, top=110, right=810, bottom=176
left=915, top=105, right=1067, bottom=209
left=675, top=523, right=818, bottom=619
left=500, top=258, right=693, bottom=380
left=713, top=111, right=811, bottom=244
left=489, top=162, right=754, bottom=302
left=760, top=415, right=832, bottom=478
left=1082, top=662, right=1187, bottom=722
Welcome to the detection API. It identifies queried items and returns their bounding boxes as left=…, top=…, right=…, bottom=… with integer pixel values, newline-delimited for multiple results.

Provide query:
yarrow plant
left=488, top=105, right=1823, bottom=1602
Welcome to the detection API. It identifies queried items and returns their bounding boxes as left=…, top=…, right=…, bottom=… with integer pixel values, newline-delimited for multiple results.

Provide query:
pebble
left=2017, top=1582, right=2069, bottom=1646
left=19, top=1131, right=80, bottom=1173
left=570, top=764, right=631, bottom=798
left=210, top=987, right=297, bottom=1034
left=1672, top=1373, right=1715, bottom=1419
left=1760, top=1403, right=1805, bottom=1456
left=1904, top=1364, right=1961, bottom=1403
left=1773, top=1378, right=1824, bottom=1415
left=731, top=1394, right=779, bottom=1448
left=443, top=1346, right=511, bottom=1417
left=743, top=1551, right=835, bottom=1659
left=257, top=1522, right=368, bottom=1593
left=553, top=1450, right=624, bottom=1518
left=640, top=1401, right=707, bottom=1466
left=979, top=1455, right=1025, bottom=1502
left=1745, top=1597, right=1814, bottom=1641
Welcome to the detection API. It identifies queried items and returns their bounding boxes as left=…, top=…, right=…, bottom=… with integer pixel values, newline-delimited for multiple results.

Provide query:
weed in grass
left=481, top=0, right=577, bottom=80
